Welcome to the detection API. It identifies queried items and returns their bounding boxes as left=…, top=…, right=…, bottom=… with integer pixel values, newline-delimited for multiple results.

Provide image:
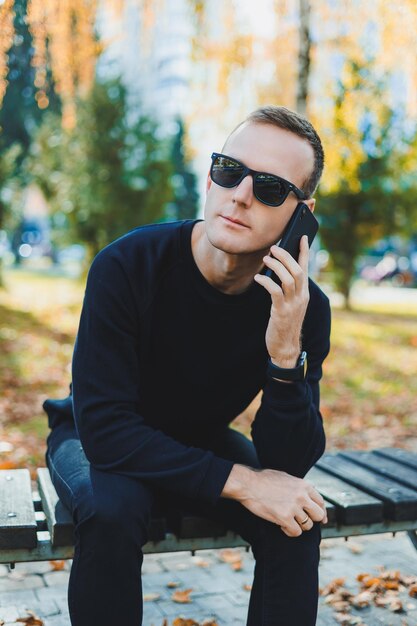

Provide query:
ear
left=304, top=198, right=316, bottom=213
left=206, top=171, right=212, bottom=195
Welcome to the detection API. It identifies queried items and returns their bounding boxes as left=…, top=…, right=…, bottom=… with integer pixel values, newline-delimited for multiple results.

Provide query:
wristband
left=267, top=351, right=307, bottom=382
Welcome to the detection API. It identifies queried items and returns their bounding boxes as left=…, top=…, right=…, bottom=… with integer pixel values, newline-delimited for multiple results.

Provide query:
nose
left=231, top=174, right=254, bottom=207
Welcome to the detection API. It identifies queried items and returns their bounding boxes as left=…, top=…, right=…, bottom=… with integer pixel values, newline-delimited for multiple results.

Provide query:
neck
left=191, top=221, right=266, bottom=295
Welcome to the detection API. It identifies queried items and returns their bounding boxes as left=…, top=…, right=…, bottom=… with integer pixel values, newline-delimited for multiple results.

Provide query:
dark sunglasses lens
left=211, top=156, right=244, bottom=187
left=255, top=174, right=286, bottom=206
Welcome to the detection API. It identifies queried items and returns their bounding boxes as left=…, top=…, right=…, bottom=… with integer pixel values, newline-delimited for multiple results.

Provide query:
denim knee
left=79, top=467, right=153, bottom=549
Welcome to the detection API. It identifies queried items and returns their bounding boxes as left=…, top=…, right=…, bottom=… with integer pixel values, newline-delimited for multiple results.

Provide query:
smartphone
left=265, top=202, right=319, bottom=284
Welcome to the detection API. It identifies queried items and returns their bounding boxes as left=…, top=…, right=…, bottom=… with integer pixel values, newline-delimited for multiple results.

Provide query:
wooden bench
left=1, top=447, right=417, bottom=569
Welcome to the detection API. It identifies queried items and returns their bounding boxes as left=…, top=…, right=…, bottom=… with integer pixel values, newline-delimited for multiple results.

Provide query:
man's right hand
left=221, top=464, right=328, bottom=537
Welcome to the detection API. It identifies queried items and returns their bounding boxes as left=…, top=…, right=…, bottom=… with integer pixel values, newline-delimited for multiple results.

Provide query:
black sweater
left=71, top=219, right=331, bottom=505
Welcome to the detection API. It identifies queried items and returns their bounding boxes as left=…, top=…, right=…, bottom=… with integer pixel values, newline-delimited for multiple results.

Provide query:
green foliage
left=28, top=78, right=174, bottom=259
left=317, top=60, right=417, bottom=307
left=0, top=0, right=60, bottom=169
left=166, top=118, right=199, bottom=220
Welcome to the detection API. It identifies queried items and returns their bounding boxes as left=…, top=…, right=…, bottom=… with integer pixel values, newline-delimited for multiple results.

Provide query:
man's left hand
left=254, top=235, right=310, bottom=368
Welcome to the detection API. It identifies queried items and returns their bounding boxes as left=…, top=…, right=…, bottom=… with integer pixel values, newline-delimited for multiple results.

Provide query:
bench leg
left=407, top=530, right=417, bottom=552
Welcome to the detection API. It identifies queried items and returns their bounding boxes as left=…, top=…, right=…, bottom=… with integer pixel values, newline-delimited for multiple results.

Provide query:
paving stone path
left=1, top=533, right=417, bottom=625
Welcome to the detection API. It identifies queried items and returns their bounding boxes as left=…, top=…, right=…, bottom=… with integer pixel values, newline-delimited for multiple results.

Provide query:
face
left=204, top=122, right=316, bottom=256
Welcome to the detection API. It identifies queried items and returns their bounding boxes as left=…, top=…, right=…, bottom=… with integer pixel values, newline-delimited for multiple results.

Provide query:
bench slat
left=0, top=469, right=37, bottom=549
left=375, top=447, right=417, bottom=471
left=317, top=454, right=417, bottom=521
left=340, top=451, right=417, bottom=491
left=37, top=468, right=74, bottom=547
left=305, top=467, right=383, bottom=525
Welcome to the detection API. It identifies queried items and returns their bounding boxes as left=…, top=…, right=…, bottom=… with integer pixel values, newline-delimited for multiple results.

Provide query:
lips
left=220, top=215, right=249, bottom=228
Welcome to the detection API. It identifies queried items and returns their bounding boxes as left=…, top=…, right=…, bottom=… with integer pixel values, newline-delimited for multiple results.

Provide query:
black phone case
left=265, top=202, right=319, bottom=284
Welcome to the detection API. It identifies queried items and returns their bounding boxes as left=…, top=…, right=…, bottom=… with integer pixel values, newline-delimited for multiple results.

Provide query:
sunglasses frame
left=210, top=152, right=307, bottom=207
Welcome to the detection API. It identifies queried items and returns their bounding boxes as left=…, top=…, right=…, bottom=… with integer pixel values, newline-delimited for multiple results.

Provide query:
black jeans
left=46, top=422, right=321, bottom=625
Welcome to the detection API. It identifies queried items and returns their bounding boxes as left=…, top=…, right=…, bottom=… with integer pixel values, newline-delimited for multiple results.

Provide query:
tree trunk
left=297, top=0, right=311, bottom=116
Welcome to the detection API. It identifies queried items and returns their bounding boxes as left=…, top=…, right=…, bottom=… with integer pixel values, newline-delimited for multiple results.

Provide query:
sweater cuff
left=263, top=378, right=310, bottom=408
left=197, top=456, right=234, bottom=505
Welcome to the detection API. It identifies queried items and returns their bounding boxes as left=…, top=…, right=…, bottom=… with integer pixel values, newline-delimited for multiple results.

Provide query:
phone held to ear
left=264, top=202, right=319, bottom=285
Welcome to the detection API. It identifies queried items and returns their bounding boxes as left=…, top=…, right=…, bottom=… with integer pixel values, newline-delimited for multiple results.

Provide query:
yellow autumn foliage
left=0, top=0, right=15, bottom=106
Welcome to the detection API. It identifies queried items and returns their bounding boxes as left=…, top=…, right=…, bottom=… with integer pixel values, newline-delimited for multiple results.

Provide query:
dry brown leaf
left=143, top=592, right=161, bottom=601
left=333, top=613, right=354, bottom=624
left=380, top=569, right=401, bottom=581
left=409, top=584, right=417, bottom=597
left=171, top=588, right=193, bottom=604
left=320, top=577, right=346, bottom=596
left=243, top=583, right=252, bottom=592
left=231, top=560, right=242, bottom=571
left=389, top=598, right=404, bottom=613
left=49, top=560, right=65, bottom=571
left=361, top=576, right=381, bottom=588
left=384, top=580, right=399, bottom=590
left=333, top=614, right=365, bottom=625
left=219, top=549, right=241, bottom=564
left=332, top=600, right=351, bottom=612
left=167, top=581, right=181, bottom=588
left=374, top=595, right=392, bottom=607
left=351, top=590, right=373, bottom=608
left=201, top=621, right=219, bottom=626
left=172, top=619, right=199, bottom=626
left=16, top=612, right=44, bottom=625
left=356, top=573, right=370, bottom=582
left=348, top=542, right=363, bottom=554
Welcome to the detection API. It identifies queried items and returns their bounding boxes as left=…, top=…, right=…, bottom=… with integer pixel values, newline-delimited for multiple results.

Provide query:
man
left=44, top=105, right=331, bottom=625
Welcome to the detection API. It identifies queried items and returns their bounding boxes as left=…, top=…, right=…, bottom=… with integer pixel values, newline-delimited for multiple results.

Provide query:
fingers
left=295, top=512, right=314, bottom=532
left=306, top=483, right=328, bottom=524
left=261, top=240, right=309, bottom=295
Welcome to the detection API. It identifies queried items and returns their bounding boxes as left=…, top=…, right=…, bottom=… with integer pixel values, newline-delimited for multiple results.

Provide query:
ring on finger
left=299, top=515, right=310, bottom=526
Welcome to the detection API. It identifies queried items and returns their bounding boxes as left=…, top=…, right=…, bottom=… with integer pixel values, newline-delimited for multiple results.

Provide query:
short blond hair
left=226, top=105, right=324, bottom=197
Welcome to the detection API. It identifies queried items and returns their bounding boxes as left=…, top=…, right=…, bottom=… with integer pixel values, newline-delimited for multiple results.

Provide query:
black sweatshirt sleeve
left=71, top=249, right=233, bottom=504
left=251, top=286, right=331, bottom=478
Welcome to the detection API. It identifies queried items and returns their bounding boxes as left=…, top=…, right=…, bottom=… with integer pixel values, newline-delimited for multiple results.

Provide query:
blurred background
left=0, top=0, right=416, bottom=475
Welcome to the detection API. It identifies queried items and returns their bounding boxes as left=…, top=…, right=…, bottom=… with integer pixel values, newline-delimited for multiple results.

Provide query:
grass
left=1, top=268, right=416, bottom=477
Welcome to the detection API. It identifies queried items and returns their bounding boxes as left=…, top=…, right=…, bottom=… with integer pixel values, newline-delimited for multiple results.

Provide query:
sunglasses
left=210, top=152, right=307, bottom=207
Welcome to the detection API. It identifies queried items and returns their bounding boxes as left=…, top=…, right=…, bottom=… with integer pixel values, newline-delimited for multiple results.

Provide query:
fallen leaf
left=143, top=592, right=161, bottom=601
left=49, top=560, right=65, bottom=571
left=320, top=577, right=346, bottom=595
left=167, top=581, right=181, bottom=588
left=201, top=621, right=219, bottom=626
left=16, top=611, right=44, bottom=625
left=351, top=590, right=373, bottom=608
left=409, top=585, right=417, bottom=597
left=374, top=596, right=392, bottom=607
left=348, top=543, right=363, bottom=554
left=219, top=549, right=241, bottom=564
left=389, top=598, right=404, bottom=613
left=243, top=583, right=252, bottom=592
left=172, top=619, right=199, bottom=626
left=384, top=581, right=399, bottom=590
left=172, top=589, right=193, bottom=604
left=331, top=600, right=351, bottom=612
left=231, top=560, right=242, bottom=571
left=362, top=576, right=381, bottom=588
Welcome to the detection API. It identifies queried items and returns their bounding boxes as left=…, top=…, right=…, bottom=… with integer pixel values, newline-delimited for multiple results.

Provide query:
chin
left=207, top=229, right=260, bottom=256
